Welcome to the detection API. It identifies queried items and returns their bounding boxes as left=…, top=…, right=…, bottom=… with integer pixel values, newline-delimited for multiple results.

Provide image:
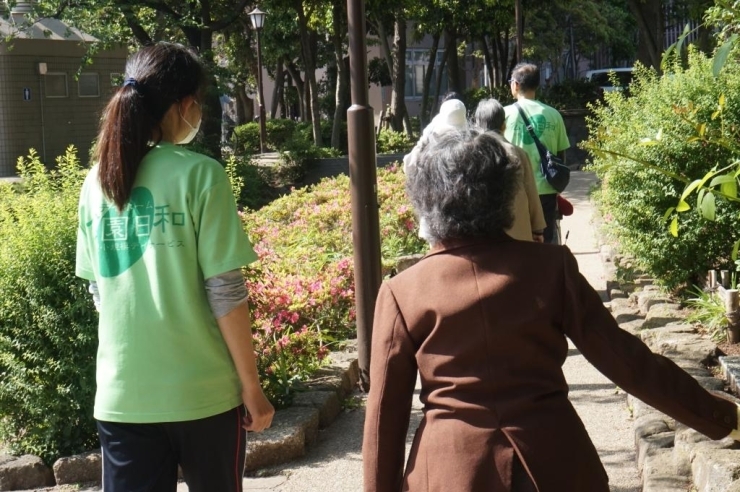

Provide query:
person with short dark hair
left=76, top=42, right=274, bottom=492
left=475, top=98, right=546, bottom=241
left=363, top=127, right=740, bottom=491
left=505, top=62, right=570, bottom=244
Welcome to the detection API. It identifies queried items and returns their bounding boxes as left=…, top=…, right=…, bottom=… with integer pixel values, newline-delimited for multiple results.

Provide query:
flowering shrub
left=242, top=165, right=427, bottom=405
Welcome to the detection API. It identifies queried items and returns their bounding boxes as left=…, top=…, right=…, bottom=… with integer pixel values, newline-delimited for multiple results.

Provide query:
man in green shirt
left=504, top=63, right=571, bottom=244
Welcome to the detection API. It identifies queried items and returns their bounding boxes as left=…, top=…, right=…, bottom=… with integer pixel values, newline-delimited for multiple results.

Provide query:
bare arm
left=217, top=302, right=274, bottom=432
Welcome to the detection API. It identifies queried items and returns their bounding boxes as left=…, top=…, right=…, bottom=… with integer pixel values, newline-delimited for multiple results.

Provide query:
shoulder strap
left=514, top=102, right=549, bottom=154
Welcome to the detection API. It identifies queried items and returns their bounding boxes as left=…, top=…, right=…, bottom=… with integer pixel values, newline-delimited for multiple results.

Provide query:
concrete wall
left=0, top=39, right=126, bottom=176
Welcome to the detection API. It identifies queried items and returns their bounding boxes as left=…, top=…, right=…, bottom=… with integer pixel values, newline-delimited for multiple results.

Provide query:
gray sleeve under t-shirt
left=89, top=268, right=248, bottom=319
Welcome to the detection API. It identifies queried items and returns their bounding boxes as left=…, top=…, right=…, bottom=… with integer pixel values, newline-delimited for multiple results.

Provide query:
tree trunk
left=235, top=84, right=255, bottom=125
left=628, top=0, right=663, bottom=70
left=389, top=17, right=407, bottom=132
left=286, top=60, right=307, bottom=121
left=271, top=59, right=285, bottom=119
left=445, top=30, right=462, bottom=94
left=331, top=1, right=349, bottom=151
left=432, top=48, right=449, bottom=118
left=480, top=36, right=494, bottom=89
left=296, top=0, right=323, bottom=145
left=420, top=32, right=441, bottom=128
left=373, top=19, right=395, bottom=80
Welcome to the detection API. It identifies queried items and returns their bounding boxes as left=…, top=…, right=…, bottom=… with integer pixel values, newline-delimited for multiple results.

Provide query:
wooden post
left=721, top=270, right=730, bottom=288
left=724, top=288, right=740, bottom=344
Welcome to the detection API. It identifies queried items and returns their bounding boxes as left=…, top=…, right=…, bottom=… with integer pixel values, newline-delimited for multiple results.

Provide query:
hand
left=242, top=387, right=275, bottom=432
left=533, top=233, right=545, bottom=243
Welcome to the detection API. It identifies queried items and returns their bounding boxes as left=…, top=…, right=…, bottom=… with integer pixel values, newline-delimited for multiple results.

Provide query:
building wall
left=0, top=39, right=126, bottom=177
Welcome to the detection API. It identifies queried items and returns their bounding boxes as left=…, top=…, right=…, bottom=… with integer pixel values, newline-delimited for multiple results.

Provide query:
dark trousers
left=97, top=406, right=246, bottom=492
left=539, top=194, right=558, bottom=244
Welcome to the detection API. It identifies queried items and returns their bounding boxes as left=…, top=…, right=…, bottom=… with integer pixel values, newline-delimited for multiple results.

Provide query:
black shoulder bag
left=514, top=103, right=570, bottom=193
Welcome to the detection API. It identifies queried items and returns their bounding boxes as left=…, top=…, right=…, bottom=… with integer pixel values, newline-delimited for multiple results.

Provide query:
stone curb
left=598, top=243, right=740, bottom=492
left=1, top=345, right=360, bottom=490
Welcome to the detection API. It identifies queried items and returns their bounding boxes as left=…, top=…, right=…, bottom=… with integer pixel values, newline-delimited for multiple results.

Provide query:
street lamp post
left=249, top=7, right=268, bottom=154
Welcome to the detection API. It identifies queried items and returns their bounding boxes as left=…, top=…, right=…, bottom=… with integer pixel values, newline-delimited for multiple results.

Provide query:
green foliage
left=585, top=52, right=740, bottom=290
left=224, top=154, right=274, bottom=210
left=376, top=129, right=414, bottom=154
left=686, top=286, right=729, bottom=341
left=0, top=148, right=98, bottom=464
left=232, top=119, right=301, bottom=155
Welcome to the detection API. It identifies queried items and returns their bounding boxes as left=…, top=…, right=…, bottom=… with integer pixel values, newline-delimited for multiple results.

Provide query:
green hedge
left=584, top=51, right=740, bottom=290
left=0, top=148, right=98, bottom=464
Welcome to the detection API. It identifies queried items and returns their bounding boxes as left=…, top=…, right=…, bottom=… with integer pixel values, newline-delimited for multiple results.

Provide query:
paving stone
left=610, top=297, right=635, bottom=312
left=614, top=309, right=643, bottom=324
left=53, top=451, right=101, bottom=485
left=609, top=288, right=628, bottom=300
left=292, top=390, right=341, bottom=429
left=640, top=326, right=716, bottom=366
left=245, top=407, right=319, bottom=471
left=636, top=290, right=671, bottom=314
left=719, top=356, right=740, bottom=395
left=691, top=448, right=740, bottom=492
left=642, top=448, right=686, bottom=492
left=0, top=455, right=55, bottom=491
left=673, top=426, right=717, bottom=475
left=619, top=318, right=646, bottom=335
left=643, top=304, right=685, bottom=329
left=636, top=431, right=674, bottom=473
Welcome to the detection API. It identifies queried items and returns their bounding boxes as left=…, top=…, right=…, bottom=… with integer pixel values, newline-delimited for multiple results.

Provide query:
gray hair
left=405, top=127, right=520, bottom=244
left=474, top=98, right=505, bottom=133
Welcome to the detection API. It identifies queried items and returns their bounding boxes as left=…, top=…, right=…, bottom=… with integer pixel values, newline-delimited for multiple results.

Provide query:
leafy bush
left=0, top=148, right=98, bottom=464
left=376, top=129, right=414, bottom=154
left=241, top=165, right=427, bottom=404
left=584, top=52, right=740, bottom=290
left=224, top=154, right=274, bottom=210
left=232, top=119, right=302, bottom=155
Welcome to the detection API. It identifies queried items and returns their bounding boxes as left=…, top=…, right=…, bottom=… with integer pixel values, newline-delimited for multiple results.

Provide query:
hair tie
left=122, top=77, right=140, bottom=90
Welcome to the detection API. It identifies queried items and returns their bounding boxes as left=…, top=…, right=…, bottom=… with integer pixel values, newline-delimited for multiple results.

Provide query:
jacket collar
left=425, top=233, right=513, bottom=258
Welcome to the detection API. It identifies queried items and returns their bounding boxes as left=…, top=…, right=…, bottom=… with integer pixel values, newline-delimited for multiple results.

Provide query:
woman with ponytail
left=75, top=42, right=274, bottom=492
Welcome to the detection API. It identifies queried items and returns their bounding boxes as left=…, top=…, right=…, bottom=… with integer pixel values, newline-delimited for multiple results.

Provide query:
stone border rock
left=600, top=245, right=740, bottom=492
left=0, top=343, right=360, bottom=490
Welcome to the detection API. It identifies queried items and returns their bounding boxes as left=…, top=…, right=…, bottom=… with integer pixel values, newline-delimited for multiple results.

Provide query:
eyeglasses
left=508, top=79, right=518, bottom=84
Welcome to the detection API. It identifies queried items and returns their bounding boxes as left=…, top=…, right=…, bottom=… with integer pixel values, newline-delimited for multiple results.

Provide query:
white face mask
left=178, top=100, right=201, bottom=145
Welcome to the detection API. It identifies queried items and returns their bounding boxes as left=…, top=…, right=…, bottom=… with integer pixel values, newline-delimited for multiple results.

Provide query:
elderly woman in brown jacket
left=362, top=127, right=740, bottom=492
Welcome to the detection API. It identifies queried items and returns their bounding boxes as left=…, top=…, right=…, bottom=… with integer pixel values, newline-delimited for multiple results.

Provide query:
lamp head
left=248, top=7, right=266, bottom=30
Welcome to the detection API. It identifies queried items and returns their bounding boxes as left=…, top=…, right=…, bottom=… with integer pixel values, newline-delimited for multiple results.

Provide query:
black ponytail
left=94, top=42, right=205, bottom=210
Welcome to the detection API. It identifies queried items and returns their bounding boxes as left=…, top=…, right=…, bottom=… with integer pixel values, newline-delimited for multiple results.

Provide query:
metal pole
left=256, top=28, right=268, bottom=154
left=346, top=0, right=381, bottom=391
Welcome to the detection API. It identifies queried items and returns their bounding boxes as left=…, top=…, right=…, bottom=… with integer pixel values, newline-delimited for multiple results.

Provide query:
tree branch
left=207, top=0, right=251, bottom=32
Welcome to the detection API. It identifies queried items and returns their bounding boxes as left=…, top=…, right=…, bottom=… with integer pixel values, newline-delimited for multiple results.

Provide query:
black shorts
left=97, top=406, right=246, bottom=492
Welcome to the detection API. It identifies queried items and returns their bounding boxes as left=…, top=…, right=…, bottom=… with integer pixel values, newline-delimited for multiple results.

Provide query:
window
left=404, top=49, right=447, bottom=100
left=78, top=73, right=100, bottom=97
left=45, top=73, right=68, bottom=98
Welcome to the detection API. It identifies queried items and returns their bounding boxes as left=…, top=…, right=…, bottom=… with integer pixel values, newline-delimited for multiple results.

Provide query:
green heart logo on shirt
left=99, top=187, right=155, bottom=278
left=521, top=114, right=547, bottom=146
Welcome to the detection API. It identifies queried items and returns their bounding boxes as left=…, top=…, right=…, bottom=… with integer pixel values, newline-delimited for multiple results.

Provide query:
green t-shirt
left=504, top=99, right=571, bottom=195
left=76, top=142, right=258, bottom=423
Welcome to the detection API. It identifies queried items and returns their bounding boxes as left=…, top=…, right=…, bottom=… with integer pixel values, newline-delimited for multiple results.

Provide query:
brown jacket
left=363, top=236, right=737, bottom=492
